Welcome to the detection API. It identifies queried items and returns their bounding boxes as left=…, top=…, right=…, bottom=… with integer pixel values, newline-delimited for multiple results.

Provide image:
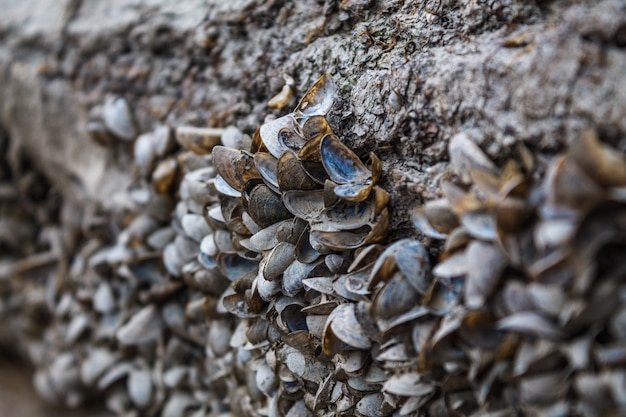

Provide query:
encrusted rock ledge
left=1, top=0, right=626, bottom=416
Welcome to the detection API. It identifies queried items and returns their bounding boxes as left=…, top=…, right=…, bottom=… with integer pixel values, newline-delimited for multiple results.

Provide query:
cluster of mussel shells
left=11, top=73, right=397, bottom=417
left=5, top=71, right=626, bottom=417
left=206, top=74, right=406, bottom=416
left=410, top=130, right=626, bottom=416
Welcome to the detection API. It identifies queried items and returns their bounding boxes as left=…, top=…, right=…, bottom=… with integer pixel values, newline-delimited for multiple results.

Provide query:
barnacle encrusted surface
left=3, top=69, right=626, bottom=417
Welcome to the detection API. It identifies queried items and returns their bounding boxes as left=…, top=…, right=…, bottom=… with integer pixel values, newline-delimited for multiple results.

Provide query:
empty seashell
left=260, top=114, right=305, bottom=158
left=214, top=175, right=242, bottom=197
left=464, top=241, right=507, bottom=309
left=181, top=213, right=211, bottom=243
left=152, top=157, right=178, bottom=194
left=246, top=183, right=292, bottom=228
left=80, top=348, right=118, bottom=386
left=519, top=372, right=568, bottom=405
left=256, top=362, right=278, bottom=395
left=461, top=210, right=498, bottom=241
left=412, top=207, right=449, bottom=239
left=216, top=252, right=258, bottom=282
left=103, top=96, right=137, bottom=141
left=116, top=305, right=163, bottom=345
left=263, top=242, right=296, bottom=281
left=277, top=151, right=320, bottom=191
left=396, top=239, right=432, bottom=294
left=424, top=279, right=461, bottom=316
left=448, top=133, right=499, bottom=183
left=248, top=220, right=289, bottom=252
left=497, top=311, right=564, bottom=340
left=320, top=135, right=371, bottom=185
left=296, top=73, right=336, bottom=117
left=333, top=182, right=373, bottom=202
left=283, top=259, right=323, bottom=296
left=176, top=126, right=224, bottom=154
left=134, top=132, right=157, bottom=175
left=324, top=303, right=371, bottom=354
left=283, top=190, right=326, bottom=221
left=373, top=274, right=420, bottom=319
left=569, top=129, right=626, bottom=187
left=161, top=394, right=201, bottom=417
left=254, top=152, right=280, bottom=191
left=213, top=146, right=260, bottom=191
left=268, top=82, right=294, bottom=109
left=383, top=373, right=435, bottom=397
left=127, top=364, right=153, bottom=408
left=433, top=252, right=468, bottom=278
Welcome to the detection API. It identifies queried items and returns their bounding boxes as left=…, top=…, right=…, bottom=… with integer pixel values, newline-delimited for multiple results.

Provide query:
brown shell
left=213, top=146, right=260, bottom=191
left=277, top=151, right=320, bottom=191
left=245, top=183, right=293, bottom=229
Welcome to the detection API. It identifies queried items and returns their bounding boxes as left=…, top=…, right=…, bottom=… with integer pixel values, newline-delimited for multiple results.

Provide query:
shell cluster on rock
left=2, top=73, right=626, bottom=417
left=411, top=129, right=626, bottom=416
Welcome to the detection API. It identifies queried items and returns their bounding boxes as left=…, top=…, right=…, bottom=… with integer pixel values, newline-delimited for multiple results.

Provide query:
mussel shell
left=263, top=242, right=296, bottom=281
left=299, top=134, right=324, bottom=163
left=296, top=73, right=336, bottom=117
left=569, top=129, right=626, bottom=187
left=152, top=158, right=178, bottom=194
left=259, top=114, right=305, bottom=158
left=216, top=252, right=258, bottom=282
left=247, top=220, right=288, bottom=252
left=213, top=146, right=260, bottom=192
left=103, top=96, right=137, bottom=141
left=441, top=182, right=482, bottom=216
left=276, top=217, right=308, bottom=244
left=301, top=160, right=329, bottom=184
left=311, top=207, right=388, bottom=251
left=134, top=132, right=157, bottom=175
left=348, top=244, right=385, bottom=273
left=373, top=274, right=420, bottom=319
left=245, top=183, right=293, bottom=228
left=320, top=135, right=371, bottom=185
left=544, top=155, right=603, bottom=215
left=277, top=151, right=320, bottom=191
left=175, top=126, right=223, bottom=154
left=246, top=319, right=271, bottom=345
left=324, top=180, right=340, bottom=208
left=222, top=292, right=258, bottom=319
left=280, top=304, right=309, bottom=332
left=302, top=115, right=333, bottom=141
left=268, top=84, right=293, bottom=110
left=421, top=198, right=459, bottom=235
left=116, top=305, right=163, bottom=345
left=250, top=125, right=268, bottom=154
left=396, top=240, right=432, bottom=294
left=324, top=303, right=371, bottom=355
left=283, top=190, right=325, bottom=222
left=310, top=228, right=370, bottom=252
left=254, top=152, right=280, bottom=192
left=283, top=259, right=324, bottom=296
left=424, top=279, right=461, bottom=316
left=333, top=182, right=373, bottom=202
left=295, top=228, right=320, bottom=263
left=214, top=175, right=241, bottom=197
left=382, top=373, right=435, bottom=397
left=448, top=132, right=499, bottom=184
left=464, top=241, right=507, bottom=309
